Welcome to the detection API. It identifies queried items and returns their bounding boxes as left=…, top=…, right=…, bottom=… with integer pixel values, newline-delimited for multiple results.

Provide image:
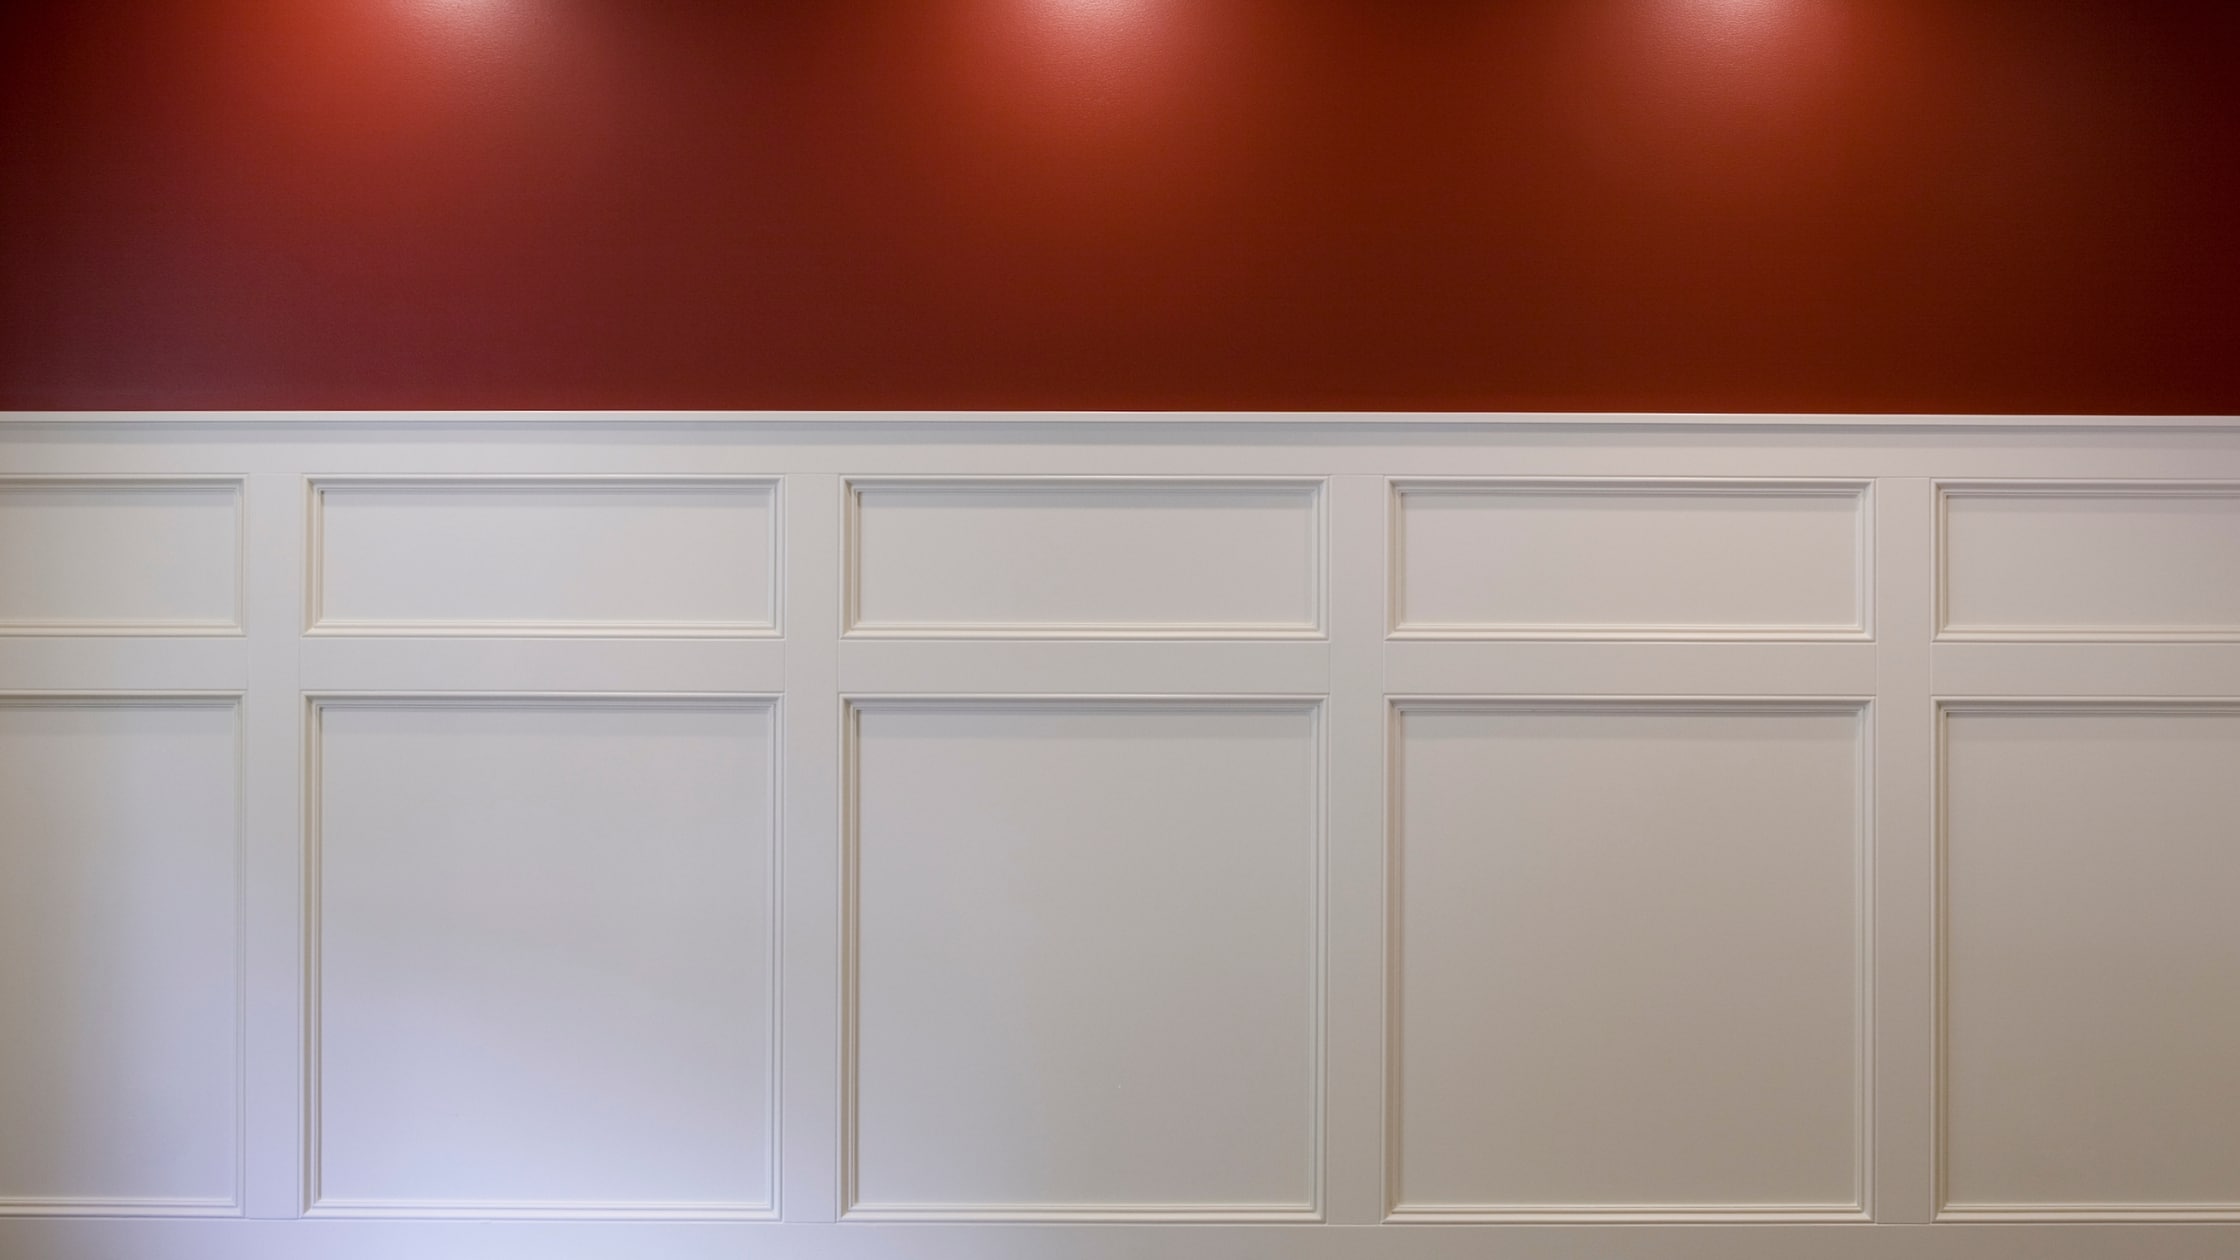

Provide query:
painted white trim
left=299, top=693, right=785, bottom=1223
left=1382, top=697, right=1876, bottom=1223
left=304, top=476, right=783, bottom=639
left=837, top=695, right=1329, bottom=1224
left=0, top=692, right=248, bottom=1218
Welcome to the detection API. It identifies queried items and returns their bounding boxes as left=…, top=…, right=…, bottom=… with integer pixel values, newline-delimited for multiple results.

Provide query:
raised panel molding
left=1937, top=481, right=2240, bottom=642
left=0, top=694, right=244, bottom=1217
left=1385, top=698, right=1872, bottom=1223
left=1936, top=700, right=2240, bottom=1222
left=0, top=477, right=243, bottom=635
left=303, top=694, right=781, bottom=1220
left=1389, top=479, right=1871, bottom=641
left=841, top=697, right=1324, bottom=1221
left=307, top=477, right=780, bottom=637
left=844, top=477, right=1325, bottom=639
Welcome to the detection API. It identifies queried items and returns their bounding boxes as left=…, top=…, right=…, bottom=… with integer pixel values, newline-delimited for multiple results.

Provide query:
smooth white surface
left=0, top=479, right=240, bottom=634
left=0, top=698, right=241, bottom=1213
left=845, top=700, right=1320, bottom=1219
left=848, top=478, right=1322, bottom=637
left=1939, top=704, right=2240, bottom=1217
left=310, top=478, right=777, bottom=636
left=1392, top=479, right=1866, bottom=639
left=3, top=412, right=2240, bottom=1257
left=1390, top=702, right=1866, bottom=1219
left=1939, top=483, right=2240, bottom=640
left=308, top=698, right=777, bottom=1216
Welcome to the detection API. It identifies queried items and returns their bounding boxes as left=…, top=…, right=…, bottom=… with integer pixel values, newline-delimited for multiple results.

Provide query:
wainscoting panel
left=843, top=699, right=1321, bottom=1220
left=1937, top=702, right=2240, bottom=1220
left=309, top=477, right=778, bottom=637
left=305, top=696, right=778, bottom=1218
left=1388, top=700, right=1867, bottom=1221
left=846, top=477, right=1323, bottom=638
left=1391, top=479, right=1868, bottom=640
left=2, top=413, right=2238, bottom=1259
left=0, top=478, right=241, bottom=635
left=0, top=696, right=242, bottom=1215
left=1938, top=482, right=2240, bottom=641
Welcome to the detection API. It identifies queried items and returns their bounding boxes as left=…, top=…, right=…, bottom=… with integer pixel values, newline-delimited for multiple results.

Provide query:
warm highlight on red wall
left=2, top=0, right=2236, bottom=413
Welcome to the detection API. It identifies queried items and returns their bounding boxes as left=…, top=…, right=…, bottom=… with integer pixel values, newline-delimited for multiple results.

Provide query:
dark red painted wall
left=2, top=0, right=2236, bottom=413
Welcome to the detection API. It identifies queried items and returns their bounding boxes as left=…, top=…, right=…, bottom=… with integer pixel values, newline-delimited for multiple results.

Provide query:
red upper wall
left=2, top=0, right=2236, bottom=413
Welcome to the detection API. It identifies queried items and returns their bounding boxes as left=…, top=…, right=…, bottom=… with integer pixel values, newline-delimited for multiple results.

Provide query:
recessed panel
left=311, top=478, right=777, bottom=636
left=1941, top=705, right=2240, bottom=1216
left=0, top=479, right=240, bottom=634
left=846, top=479, right=1323, bottom=637
left=311, top=698, right=777, bottom=1216
left=846, top=700, right=1320, bottom=1218
left=0, top=698, right=239, bottom=1212
left=1392, top=480, right=1867, bottom=639
left=1391, top=702, right=1865, bottom=1218
left=1940, top=483, right=2240, bottom=640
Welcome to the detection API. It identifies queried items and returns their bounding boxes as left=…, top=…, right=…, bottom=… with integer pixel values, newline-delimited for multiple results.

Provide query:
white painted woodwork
left=1391, top=479, right=1867, bottom=639
left=844, top=700, right=1320, bottom=1219
left=0, top=697, right=241, bottom=1214
left=1938, top=703, right=2240, bottom=1219
left=307, top=697, right=778, bottom=1217
left=1389, top=701, right=1866, bottom=1221
left=1, top=412, right=2239, bottom=1259
left=309, top=477, right=778, bottom=636
left=847, top=477, right=1322, bottom=637
left=1938, top=482, right=2240, bottom=640
left=0, top=478, right=241, bottom=634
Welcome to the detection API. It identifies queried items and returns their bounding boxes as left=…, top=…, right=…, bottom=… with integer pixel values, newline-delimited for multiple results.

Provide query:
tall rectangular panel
left=307, top=696, right=778, bottom=1217
left=844, top=699, right=1322, bottom=1219
left=309, top=477, right=779, bottom=636
left=0, top=697, right=240, bottom=1214
left=1391, top=479, right=1869, bottom=640
left=1939, top=703, right=2240, bottom=1219
left=1388, top=700, right=1868, bottom=1220
left=845, top=478, right=1324, bottom=638
left=1938, top=482, right=2240, bottom=640
left=0, top=478, right=241, bottom=634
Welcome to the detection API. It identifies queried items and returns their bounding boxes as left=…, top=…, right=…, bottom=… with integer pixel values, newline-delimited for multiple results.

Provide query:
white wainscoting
left=2, top=412, right=2239, bottom=1260
left=0, top=478, right=242, bottom=635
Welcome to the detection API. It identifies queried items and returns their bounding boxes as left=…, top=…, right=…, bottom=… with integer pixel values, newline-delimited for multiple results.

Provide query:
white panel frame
left=842, top=476, right=1327, bottom=640
left=1388, top=478, right=1873, bottom=642
left=1382, top=696, right=1876, bottom=1224
left=0, top=477, right=245, bottom=637
left=1935, top=481, right=2240, bottom=643
left=305, top=476, right=782, bottom=639
left=0, top=692, right=247, bottom=1219
left=838, top=695, right=1327, bottom=1223
left=299, top=692, right=784, bottom=1221
left=1932, top=697, right=2240, bottom=1223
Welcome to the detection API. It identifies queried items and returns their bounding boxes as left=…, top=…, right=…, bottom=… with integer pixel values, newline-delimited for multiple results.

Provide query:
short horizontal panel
left=309, top=478, right=778, bottom=637
left=298, top=638, right=785, bottom=696
left=1932, top=643, right=2240, bottom=699
left=1390, top=479, right=1869, bottom=640
left=1938, top=482, right=2240, bottom=641
left=0, top=696, right=240, bottom=1215
left=309, top=696, right=778, bottom=1218
left=1384, top=642, right=1877, bottom=698
left=1939, top=703, right=2240, bottom=1220
left=0, top=478, right=241, bottom=635
left=844, top=699, right=1322, bottom=1220
left=845, top=478, right=1324, bottom=638
left=836, top=640, right=1327, bottom=696
left=1389, top=699, right=1868, bottom=1221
